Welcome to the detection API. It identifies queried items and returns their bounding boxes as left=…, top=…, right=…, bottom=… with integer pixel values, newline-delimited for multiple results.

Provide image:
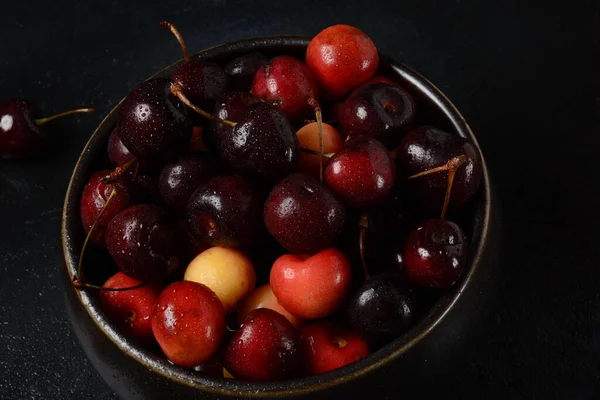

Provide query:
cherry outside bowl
left=61, top=36, right=502, bottom=399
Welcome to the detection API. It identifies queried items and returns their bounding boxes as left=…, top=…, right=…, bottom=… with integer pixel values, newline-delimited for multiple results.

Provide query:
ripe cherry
left=0, top=100, right=93, bottom=158
left=152, top=281, right=225, bottom=367
left=306, top=24, right=379, bottom=99
left=396, top=126, right=483, bottom=216
left=98, top=272, right=162, bottom=345
left=107, top=127, right=152, bottom=172
left=324, top=136, right=396, bottom=208
left=224, top=308, right=299, bottom=381
left=296, top=122, right=343, bottom=179
left=106, top=204, right=180, bottom=282
left=207, top=90, right=260, bottom=150
left=186, top=175, right=263, bottom=248
left=264, top=173, right=346, bottom=254
left=224, top=52, right=267, bottom=90
left=404, top=218, right=467, bottom=289
left=237, top=284, right=303, bottom=328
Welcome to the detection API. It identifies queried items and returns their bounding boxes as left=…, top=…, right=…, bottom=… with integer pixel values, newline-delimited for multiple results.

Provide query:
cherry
left=224, top=52, right=267, bottom=90
left=360, top=75, right=399, bottom=88
left=306, top=24, right=378, bottom=99
left=161, top=22, right=229, bottom=109
left=107, top=127, right=152, bottom=172
left=186, top=175, right=263, bottom=248
left=324, top=136, right=396, bottom=208
left=217, top=102, right=298, bottom=182
left=80, top=170, right=135, bottom=248
left=0, top=99, right=93, bottom=158
left=345, top=272, right=417, bottom=346
left=237, top=284, right=303, bottom=328
left=396, top=126, right=483, bottom=216
left=207, top=90, right=261, bottom=150
left=299, top=321, right=370, bottom=375
left=158, top=153, right=220, bottom=213
left=264, top=173, right=346, bottom=254
left=184, top=246, right=256, bottom=314
left=338, top=82, right=416, bottom=150
left=117, top=78, right=191, bottom=163
left=270, top=247, right=352, bottom=320
left=129, top=172, right=162, bottom=204
left=224, top=308, right=299, bottom=381
left=98, top=272, right=162, bottom=345
left=152, top=281, right=225, bottom=368
left=106, top=204, right=180, bottom=282
left=296, top=122, right=343, bottom=179
left=404, top=218, right=467, bottom=289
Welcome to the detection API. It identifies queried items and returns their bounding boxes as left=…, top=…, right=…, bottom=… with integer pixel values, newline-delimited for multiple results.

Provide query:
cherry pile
left=76, top=23, right=483, bottom=382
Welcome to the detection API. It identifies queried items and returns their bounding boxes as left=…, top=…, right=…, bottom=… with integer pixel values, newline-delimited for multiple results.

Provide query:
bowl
left=61, top=36, right=502, bottom=399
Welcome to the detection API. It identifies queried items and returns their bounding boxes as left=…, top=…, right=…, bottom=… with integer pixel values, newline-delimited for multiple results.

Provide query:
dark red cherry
left=404, top=218, right=467, bottom=289
left=186, top=175, right=263, bottom=248
left=324, top=136, right=396, bottom=208
left=107, top=127, right=153, bottom=172
left=161, top=22, right=228, bottom=110
left=117, top=78, right=191, bottom=163
left=251, top=55, right=319, bottom=122
left=338, top=83, right=416, bottom=150
left=224, top=52, right=267, bottom=90
left=217, top=102, right=298, bottom=182
left=264, top=173, right=346, bottom=254
left=129, top=172, right=162, bottom=204
left=206, top=91, right=261, bottom=150
left=0, top=100, right=93, bottom=159
left=159, top=153, right=220, bottom=213
left=396, top=126, right=483, bottom=214
left=80, top=171, right=135, bottom=248
left=106, top=204, right=180, bottom=282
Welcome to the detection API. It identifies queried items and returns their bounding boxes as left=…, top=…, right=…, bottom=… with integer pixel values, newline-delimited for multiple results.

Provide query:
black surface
left=1, top=1, right=599, bottom=399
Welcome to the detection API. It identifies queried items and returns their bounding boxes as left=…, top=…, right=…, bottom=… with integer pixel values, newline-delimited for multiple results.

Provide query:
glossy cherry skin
left=345, top=272, right=418, bottom=345
left=224, top=52, right=267, bottom=90
left=106, top=204, right=179, bottom=282
left=152, top=281, right=225, bottom=368
left=300, top=321, right=370, bottom=375
left=224, top=308, right=299, bottom=381
left=237, top=284, right=303, bottom=328
left=270, top=247, right=352, bottom=319
left=107, top=127, right=153, bottom=172
left=171, top=60, right=229, bottom=109
left=98, top=272, right=162, bottom=345
left=324, top=136, right=396, bottom=208
left=306, top=24, right=379, bottom=99
left=264, top=173, right=346, bottom=254
left=217, top=102, right=298, bottom=182
left=207, top=90, right=261, bottom=150
left=159, top=153, right=220, bottom=213
left=80, top=171, right=135, bottom=248
left=186, top=175, right=263, bottom=248
left=338, top=83, right=416, bottom=150
left=0, top=100, right=47, bottom=158
left=404, top=218, right=467, bottom=289
left=251, top=55, right=319, bottom=121
left=396, top=126, right=483, bottom=213
left=296, top=122, right=344, bottom=179
left=117, top=78, right=191, bottom=162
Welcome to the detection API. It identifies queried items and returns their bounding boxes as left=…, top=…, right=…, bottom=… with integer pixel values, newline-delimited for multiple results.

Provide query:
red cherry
left=152, top=281, right=225, bottom=367
left=270, top=247, right=352, bottom=320
left=224, top=308, right=299, bottom=381
left=306, top=24, right=379, bottom=99
left=300, top=321, right=370, bottom=375
left=98, top=272, right=161, bottom=345
left=79, top=171, right=135, bottom=248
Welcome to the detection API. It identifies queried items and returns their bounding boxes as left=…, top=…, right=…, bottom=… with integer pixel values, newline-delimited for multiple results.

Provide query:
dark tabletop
left=1, top=0, right=600, bottom=399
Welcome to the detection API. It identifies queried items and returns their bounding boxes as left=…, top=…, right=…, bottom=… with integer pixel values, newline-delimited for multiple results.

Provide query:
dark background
left=1, top=0, right=599, bottom=399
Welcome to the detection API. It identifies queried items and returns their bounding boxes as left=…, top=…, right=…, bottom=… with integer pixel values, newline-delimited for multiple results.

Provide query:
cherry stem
left=303, top=119, right=337, bottom=125
left=160, top=21, right=189, bottom=63
left=307, top=97, right=324, bottom=182
left=74, top=187, right=118, bottom=287
left=407, top=154, right=468, bottom=219
left=170, top=83, right=236, bottom=127
left=101, top=157, right=137, bottom=184
left=299, top=147, right=334, bottom=158
left=333, top=336, right=348, bottom=349
left=358, top=214, right=371, bottom=281
left=35, top=108, right=95, bottom=125
left=72, top=280, right=147, bottom=292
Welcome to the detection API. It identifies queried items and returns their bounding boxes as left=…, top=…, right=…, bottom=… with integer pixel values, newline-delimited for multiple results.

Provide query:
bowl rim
left=61, top=35, right=492, bottom=397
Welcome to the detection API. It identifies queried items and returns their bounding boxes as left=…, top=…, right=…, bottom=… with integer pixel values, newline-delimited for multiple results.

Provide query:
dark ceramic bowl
left=61, top=36, right=501, bottom=399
